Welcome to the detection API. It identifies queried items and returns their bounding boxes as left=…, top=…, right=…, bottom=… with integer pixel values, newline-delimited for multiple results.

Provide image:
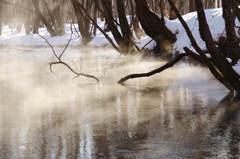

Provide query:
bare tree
left=32, top=0, right=40, bottom=34
left=23, top=0, right=31, bottom=35
left=119, top=0, right=240, bottom=96
left=71, top=0, right=93, bottom=45
left=97, top=0, right=137, bottom=53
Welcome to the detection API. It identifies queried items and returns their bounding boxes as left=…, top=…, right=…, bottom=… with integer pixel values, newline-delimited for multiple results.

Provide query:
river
left=0, top=47, right=239, bottom=158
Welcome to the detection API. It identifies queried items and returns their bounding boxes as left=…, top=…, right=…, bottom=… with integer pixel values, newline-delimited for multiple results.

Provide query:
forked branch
left=39, top=23, right=100, bottom=82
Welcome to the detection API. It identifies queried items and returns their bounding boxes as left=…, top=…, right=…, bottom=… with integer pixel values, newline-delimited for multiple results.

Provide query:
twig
left=59, top=23, right=73, bottom=59
left=50, top=61, right=100, bottom=82
left=38, top=26, right=100, bottom=82
left=38, top=34, right=58, bottom=59
left=141, top=39, right=154, bottom=51
left=49, top=62, right=60, bottom=76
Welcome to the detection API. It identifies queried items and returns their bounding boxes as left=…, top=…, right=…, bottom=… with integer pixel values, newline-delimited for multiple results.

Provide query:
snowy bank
left=1, top=8, right=239, bottom=54
left=0, top=23, right=110, bottom=47
left=1, top=8, right=240, bottom=83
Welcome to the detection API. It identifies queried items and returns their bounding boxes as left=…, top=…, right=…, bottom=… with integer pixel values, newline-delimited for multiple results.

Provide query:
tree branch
left=76, top=0, right=120, bottom=52
left=38, top=24, right=100, bottom=82
left=167, top=0, right=235, bottom=92
left=0, top=0, right=37, bottom=15
left=118, top=53, right=187, bottom=84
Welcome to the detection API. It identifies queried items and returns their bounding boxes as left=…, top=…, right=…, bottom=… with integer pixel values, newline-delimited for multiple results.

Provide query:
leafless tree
left=119, top=0, right=240, bottom=96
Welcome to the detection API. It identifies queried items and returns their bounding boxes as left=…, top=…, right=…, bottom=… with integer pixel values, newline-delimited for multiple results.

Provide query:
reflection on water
left=0, top=47, right=240, bottom=158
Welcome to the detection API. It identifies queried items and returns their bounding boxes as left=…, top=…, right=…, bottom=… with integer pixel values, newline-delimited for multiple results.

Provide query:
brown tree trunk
left=42, top=0, right=65, bottom=36
left=222, top=0, right=240, bottom=64
left=169, top=0, right=177, bottom=19
left=53, top=0, right=65, bottom=36
left=31, top=0, right=56, bottom=36
left=93, top=5, right=98, bottom=36
left=71, top=0, right=92, bottom=45
left=33, top=0, right=40, bottom=34
left=195, top=0, right=240, bottom=92
left=24, top=0, right=31, bottom=35
left=101, top=0, right=125, bottom=47
left=116, top=0, right=134, bottom=52
left=129, top=0, right=145, bottom=39
left=189, top=0, right=196, bottom=12
left=95, top=0, right=137, bottom=53
left=135, top=0, right=176, bottom=56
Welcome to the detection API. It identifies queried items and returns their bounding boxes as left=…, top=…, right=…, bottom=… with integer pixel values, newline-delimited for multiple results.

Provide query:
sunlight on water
left=0, top=47, right=240, bottom=158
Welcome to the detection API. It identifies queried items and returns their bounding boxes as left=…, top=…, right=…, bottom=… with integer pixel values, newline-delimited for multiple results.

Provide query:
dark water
left=0, top=48, right=240, bottom=159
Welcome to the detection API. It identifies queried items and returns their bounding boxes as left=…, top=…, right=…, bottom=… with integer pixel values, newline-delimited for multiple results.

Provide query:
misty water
left=0, top=47, right=240, bottom=159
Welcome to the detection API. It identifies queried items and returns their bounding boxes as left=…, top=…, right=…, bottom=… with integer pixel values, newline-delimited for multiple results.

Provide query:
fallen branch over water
left=38, top=23, right=100, bottom=82
left=118, top=53, right=187, bottom=84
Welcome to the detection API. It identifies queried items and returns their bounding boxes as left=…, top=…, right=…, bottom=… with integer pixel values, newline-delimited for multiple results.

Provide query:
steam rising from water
left=0, top=47, right=239, bottom=158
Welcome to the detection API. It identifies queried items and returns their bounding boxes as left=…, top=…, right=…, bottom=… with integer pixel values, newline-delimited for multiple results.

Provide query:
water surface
left=0, top=47, right=239, bottom=158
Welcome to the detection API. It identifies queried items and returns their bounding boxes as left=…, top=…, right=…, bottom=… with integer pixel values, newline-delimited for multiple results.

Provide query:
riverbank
left=0, top=8, right=235, bottom=53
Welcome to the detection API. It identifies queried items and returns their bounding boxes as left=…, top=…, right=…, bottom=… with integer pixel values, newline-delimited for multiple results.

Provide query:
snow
left=1, top=8, right=240, bottom=73
left=1, top=8, right=238, bottom=52
left=165, top=8, right=228, bottom=53
left=233, top=61, right=240, bottom=75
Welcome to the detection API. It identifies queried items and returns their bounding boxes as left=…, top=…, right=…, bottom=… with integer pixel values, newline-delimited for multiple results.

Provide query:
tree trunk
left=101, top=0, right=125, bottom=47
left=116, top=0, right=134, bottom=52
left=71, top=0, right=92, bottom=45
left=24, top=0, right=31, bottom=35
left=33, top=0, right=40, bottom=34
left=169, top=0, right=177, bottom=19
left=31, top=0, right=57, bottom=36
left=96, top=0, right=137, bottom=53
left=195, top=0, right=240, bottom=92
left=129, top=0, right=145, bottom=39
left=189, top=0, right=196, bottom=12
left=53, top=0, right=65, bottom=36
left=222, top=0, right=240, bottom=64
left=135, top=0, right=176, bottom=56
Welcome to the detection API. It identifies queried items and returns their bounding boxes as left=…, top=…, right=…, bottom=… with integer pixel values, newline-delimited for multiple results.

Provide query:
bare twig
left=38, top=34, right=59, bottom=59
left=50, top=61, right=100, bottom=82
left=59, top=23, right=74, bottom=59
left=141, top=39, right=154, bottom=51
left=49, top=61, right=60, bottom=76
left=38, top=25, right=100, bottom=82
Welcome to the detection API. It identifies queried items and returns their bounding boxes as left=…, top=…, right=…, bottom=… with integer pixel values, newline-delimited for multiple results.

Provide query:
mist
left=0, top=47, right=239, bottom=158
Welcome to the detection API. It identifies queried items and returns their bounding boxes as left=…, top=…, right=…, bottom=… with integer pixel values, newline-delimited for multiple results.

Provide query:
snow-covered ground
left=0, top=8, right=229, bottom=49
left=166, top=8, right=231, bottom=53
left=1, top=8, right=240, bottom=74
left=0, top=8, right=236, bottom=51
